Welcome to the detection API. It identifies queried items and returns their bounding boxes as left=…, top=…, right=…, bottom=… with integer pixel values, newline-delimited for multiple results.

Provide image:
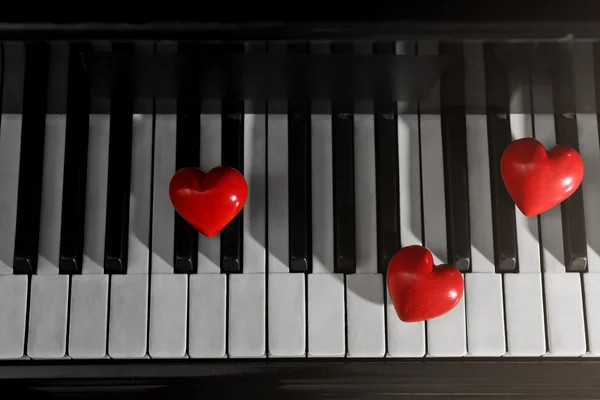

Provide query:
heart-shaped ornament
left=387, top=245, right=464, bottom=323
left=501, top=137, right=584, bottom=217
left=169, top=166, right=248, bottom=237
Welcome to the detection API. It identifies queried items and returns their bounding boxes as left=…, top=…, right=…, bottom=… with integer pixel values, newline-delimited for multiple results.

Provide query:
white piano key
left=149, top=112, right=188, bottom=358
left=188, top=106, right=226, bottom=359
left=573, top=43, right=600, bottom=356
left=307, top=273, right=345, bottom=357
left=419, top=41, right=467, bottom=356
left=504, top=64, right=547, bottom=357
left=465, top=274, right=505, bottom=356
left=386, top=113, right=425, bottom=358
left=0, top=115, right=27, bottom=359
left=81, top=114, right=110, bottom=275
left=347, top=110, right=385, bottom=358
left=108, top=275, right=148, bottom=358
left=311, top=110, right=334, bottom=276
left=346, top=274, right=385, bottom=357
left=353, top=114, right=378, bottom=276
left=242, top=111, right=266, bottom=275
left=197, top=109, right=222, bottom=274
left=544, top=273, right=586, bottom=356
left=37, top=114, right=66, bottom=276
left=426, top=286, right=467, bottom=357
left=462, top=43, right=506, bottom=357
left=27, top=275, right=69, bottom=359
left=107, top=113, right=152, bottom=359
left=307, top=110, right=345, bottom=357
left=151, top=113, right=177, bottom=276
left=268, top=273, right=306, bottom=357
left=503, top=273, right=546, bottom=356
left=227, top=109, right=267, bottom=358
left=390, top=85, right=425, bottom=358
left=422, top=42, right=468, bottom=357
left=386, top=288, right=425, bottom=357
left=267, top=113, right=290, bottom=275
left=0, top=275, right=27, bottom=359
left=228, top=274, right=266, bottom=358
left=189, top=274, right=226, bottom=358
left=28, top=115, right=69, bottom=359
left=149, top=274, right=188, bottom=358
left=68, top=275, right=108, bottom=358
left=267, top=108, right=306, bottom=357
left=533, top=110, right=586, bottom=356
left=69, top=114, right=110, bottom=359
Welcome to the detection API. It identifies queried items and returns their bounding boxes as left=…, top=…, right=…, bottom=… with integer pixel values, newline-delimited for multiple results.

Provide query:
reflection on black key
left=59, top=44, right=91, bottom=275
left=104, top=43, right=134, bottom=275
left=287, top=42, right=311, bottom=274
left=373, top=42, right=401, bottom=274
left=483, top=44, right=518, bottom=273
left=220, top=100, right=244, bottom=273
left=13, top=43, right=50, bottom=275
left=550, top=44, right=587, bottom=273
left=439, top=43, right=471, bottom=273
left=331, top=42, right=356, bottom=274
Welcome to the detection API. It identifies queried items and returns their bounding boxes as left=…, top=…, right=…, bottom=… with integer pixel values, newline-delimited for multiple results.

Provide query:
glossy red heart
left=169, top=166, right=248, bottom=238
left=387, top=245, right=463, bottom=323
left=501, top=137, right=584, bottom=217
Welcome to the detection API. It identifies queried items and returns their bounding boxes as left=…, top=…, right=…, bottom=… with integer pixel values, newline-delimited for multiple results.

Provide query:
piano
left=5, top=3, right=600, bottom=398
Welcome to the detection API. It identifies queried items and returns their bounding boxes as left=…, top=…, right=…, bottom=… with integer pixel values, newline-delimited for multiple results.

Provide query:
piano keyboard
left=0, top=39, right=599, bottom=361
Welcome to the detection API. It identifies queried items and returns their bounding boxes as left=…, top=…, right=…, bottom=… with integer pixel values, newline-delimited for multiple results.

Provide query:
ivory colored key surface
left=108, top=113, right=152, bottom=359
left=28, top=114, right=69, bottom=359
left=0, top=115, right=27, bottom=359
left=463, top=43, right=505, bottom=357
left=267, top=110, right=306, bottom=357
left=149, top=111, right=188, bottom=358
left=68, top=114, right=110, bottom=359
left=419, top=42, right=466, bottom=358
left=189, top=108, right=226, bottom=359
left=228, top=110, right=266, bottom=358
left=503, top=58, right=546, bottom=357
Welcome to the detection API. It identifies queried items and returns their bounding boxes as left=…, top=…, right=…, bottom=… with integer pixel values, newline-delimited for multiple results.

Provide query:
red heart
left=169, top=166, right=248, bottom=238
left=387, top=245, right=463, bottom=323
left=501, top=137, right=584, bottom=217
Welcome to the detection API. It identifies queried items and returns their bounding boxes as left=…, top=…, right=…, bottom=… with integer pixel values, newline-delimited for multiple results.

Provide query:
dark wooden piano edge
left=2, top=21, right=600, bottom=42
left=3, top=357, right=600, bottom=397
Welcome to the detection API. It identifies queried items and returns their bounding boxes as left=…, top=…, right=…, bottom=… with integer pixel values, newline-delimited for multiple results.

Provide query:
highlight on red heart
left=500, top=137, right=584, bottom=217
left=169, top=166, right=248, bottom=238
left=387, top=245, right=464, bottom=323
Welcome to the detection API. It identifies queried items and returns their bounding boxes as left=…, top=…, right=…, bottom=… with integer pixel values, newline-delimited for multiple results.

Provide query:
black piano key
left=174, top=98, right=200, bottom=274
left=13, top=43, right=50, bottom=275
left=103, top=43, right=134, bottom=275
left=59, top=44, right=91, bottom=274
left=373, top=42, right=401, bottom=274
left=482, top=44, right=519, bottom=273
left=331, top=42, right=356, bottom=274
left=551, top=45, right=587, bottom=273
left=286, top=42, right=311, bottom=274
left=287, top=102, right=311, bottom=273
left=439, top=43, right=471, bottom=273
left=220, top=100, right=245, bottom=273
